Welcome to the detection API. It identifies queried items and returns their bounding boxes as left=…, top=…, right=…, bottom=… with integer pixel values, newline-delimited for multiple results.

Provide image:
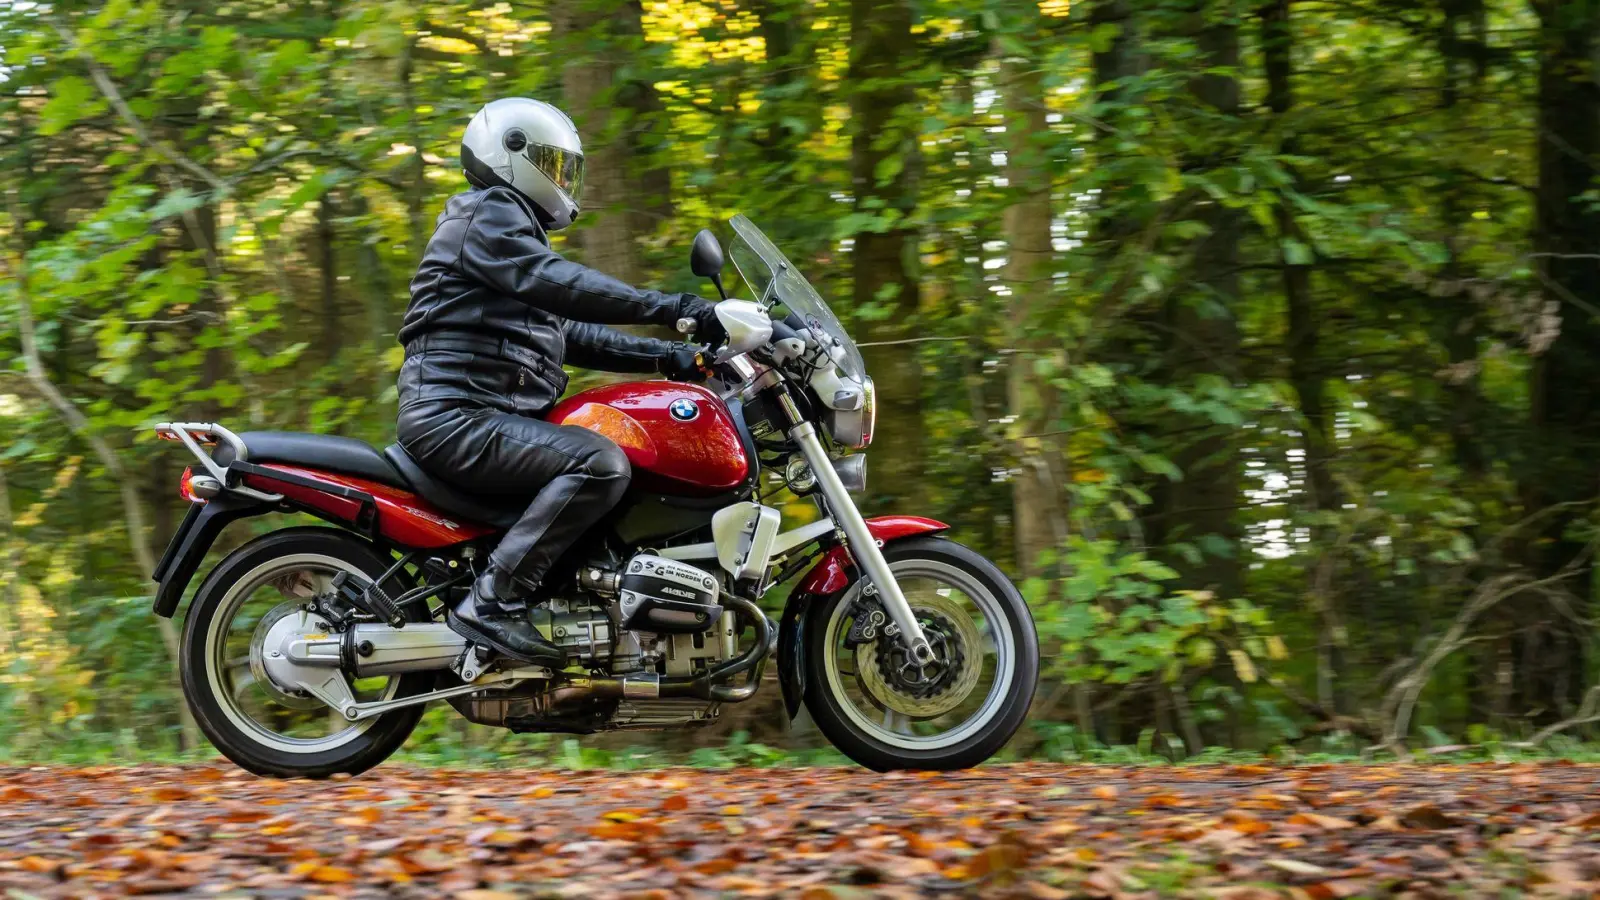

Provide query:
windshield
left=727, top=215, right=866, bottom=379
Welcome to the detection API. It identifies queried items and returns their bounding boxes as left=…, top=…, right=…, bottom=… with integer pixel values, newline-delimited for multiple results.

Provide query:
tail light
left=178, top=466, right=201, bottom=503
left=178, top=466, right=222, bottom=503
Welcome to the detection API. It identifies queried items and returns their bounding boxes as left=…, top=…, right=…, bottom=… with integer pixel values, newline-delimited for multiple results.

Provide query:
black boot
left=449, top=568, right=565, bottom=667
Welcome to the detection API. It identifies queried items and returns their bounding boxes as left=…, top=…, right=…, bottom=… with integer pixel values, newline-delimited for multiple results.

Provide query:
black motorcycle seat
left=216, top=432, right=407, bottom=488
left=210, top=431, right=523, bottom=531
left=382, top=443, right=525, bottom=531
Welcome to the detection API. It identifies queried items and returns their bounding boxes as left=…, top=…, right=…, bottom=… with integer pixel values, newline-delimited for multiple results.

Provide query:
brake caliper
left=844, top=585, right=890, bottom=648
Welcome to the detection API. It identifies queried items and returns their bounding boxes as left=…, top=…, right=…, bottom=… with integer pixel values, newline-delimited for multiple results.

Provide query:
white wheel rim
left=822, top=558, right=1016, bottom=751
left=204, top=552, right=399, bottom=754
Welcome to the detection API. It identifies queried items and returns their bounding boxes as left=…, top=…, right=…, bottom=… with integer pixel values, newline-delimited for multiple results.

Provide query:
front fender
left=777, top=515, right=949, bottom=719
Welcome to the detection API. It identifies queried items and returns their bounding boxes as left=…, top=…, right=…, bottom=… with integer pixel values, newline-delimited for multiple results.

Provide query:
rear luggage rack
left=153, top=422, right=284, bottom=503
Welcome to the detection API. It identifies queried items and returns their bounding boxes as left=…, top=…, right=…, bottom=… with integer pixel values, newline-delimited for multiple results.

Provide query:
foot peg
left=452, top=644, right=554, bottom=684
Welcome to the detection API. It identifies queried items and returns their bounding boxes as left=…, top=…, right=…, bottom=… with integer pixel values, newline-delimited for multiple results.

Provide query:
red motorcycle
left=150, top=216, right=1038, bottom=777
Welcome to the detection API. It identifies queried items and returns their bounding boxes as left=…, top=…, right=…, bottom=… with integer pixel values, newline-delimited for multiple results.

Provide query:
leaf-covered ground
left=1, top=763, right=1597, bottom=898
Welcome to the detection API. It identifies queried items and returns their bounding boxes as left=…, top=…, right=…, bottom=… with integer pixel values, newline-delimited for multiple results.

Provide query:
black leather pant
left=396, top=399, right=631, bottom=590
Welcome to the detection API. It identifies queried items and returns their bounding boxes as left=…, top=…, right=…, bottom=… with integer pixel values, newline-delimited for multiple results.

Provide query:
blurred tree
left=1, top=0, right=1599, bottom=758
left=847, top=0, right=926, bottom=510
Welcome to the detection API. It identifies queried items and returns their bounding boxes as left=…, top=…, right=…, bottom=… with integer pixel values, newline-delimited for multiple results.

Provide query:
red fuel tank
left=547, top=381, right=749, bottom=496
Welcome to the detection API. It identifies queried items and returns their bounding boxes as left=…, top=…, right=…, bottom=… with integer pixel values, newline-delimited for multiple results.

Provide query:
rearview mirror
left=690, top=229, right=725, bottom=280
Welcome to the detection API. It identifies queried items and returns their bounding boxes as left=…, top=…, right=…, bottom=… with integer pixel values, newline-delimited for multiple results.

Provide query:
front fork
left=789, top=421, right=935, bottom=665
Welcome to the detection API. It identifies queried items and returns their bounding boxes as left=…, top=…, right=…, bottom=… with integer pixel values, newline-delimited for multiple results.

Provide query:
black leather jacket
left=397, top=186, right=694, bottom=416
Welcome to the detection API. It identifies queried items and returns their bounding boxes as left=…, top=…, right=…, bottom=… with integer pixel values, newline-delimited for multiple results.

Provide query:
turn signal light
left=156, top=428, right=215, bottom=445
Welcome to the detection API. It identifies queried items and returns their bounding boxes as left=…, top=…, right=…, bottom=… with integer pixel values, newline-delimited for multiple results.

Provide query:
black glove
left=677, top=295, right=727, bottom=349
left=658, top=344, right=710, bottom=382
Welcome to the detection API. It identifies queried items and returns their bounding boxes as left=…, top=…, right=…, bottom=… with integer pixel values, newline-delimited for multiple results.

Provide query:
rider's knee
left=583, top=440, right=632, bottom=488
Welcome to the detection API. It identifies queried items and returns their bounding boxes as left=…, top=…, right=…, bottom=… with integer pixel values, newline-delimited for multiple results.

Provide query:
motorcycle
left=149, top=215, right=1039, bottom=777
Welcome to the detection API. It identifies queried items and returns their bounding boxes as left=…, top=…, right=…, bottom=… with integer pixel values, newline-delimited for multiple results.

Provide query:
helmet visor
left=528, top=143, right=584, bottom=206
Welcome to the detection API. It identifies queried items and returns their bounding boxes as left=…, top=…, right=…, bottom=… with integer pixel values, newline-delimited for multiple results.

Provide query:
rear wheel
left=180, top=528, right=431, bottom=778
left=804, top=537, right=1038, bottom=771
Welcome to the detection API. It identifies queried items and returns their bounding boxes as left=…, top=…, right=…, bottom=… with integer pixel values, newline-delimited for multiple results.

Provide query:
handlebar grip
left=676, top=317, right=697, bottom=334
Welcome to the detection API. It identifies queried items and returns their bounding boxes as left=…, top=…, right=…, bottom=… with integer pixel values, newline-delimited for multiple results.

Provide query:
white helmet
left=460, top=98, right=585, bottom=231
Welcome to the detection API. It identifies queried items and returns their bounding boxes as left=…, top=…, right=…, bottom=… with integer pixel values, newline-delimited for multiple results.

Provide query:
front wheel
left=804, top=536, right=1038, bottom=771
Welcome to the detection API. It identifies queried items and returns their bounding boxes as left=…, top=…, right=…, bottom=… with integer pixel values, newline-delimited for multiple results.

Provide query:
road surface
left=1, top=762, right=1596, bottom=897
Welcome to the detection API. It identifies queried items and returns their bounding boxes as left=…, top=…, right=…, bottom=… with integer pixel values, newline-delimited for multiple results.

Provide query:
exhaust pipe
left=336, top=597, right=771, bottom=700
left=510, top=596, right=774, bottom=703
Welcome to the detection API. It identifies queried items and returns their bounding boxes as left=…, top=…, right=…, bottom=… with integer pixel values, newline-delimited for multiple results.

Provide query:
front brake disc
left=854, top=591, right=983, bottom=719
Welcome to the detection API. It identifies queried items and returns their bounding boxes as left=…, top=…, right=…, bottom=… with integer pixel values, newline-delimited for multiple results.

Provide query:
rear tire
left=803, top=537, right=1038, bottom=771
left=180, top=527, right=432, bottom=778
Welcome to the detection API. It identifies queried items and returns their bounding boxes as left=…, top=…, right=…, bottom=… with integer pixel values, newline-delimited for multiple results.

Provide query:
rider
left=395, top=97, right=723, bottom=668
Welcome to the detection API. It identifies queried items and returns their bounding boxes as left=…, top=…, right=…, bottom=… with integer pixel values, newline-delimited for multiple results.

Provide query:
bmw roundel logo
left=669, top=398, right=700, bottom=422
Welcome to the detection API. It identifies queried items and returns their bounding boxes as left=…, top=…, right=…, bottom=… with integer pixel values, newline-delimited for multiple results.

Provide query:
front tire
left=803, top=537, right=1038, bottom=771
left=180, top=527, right=432, bottom=778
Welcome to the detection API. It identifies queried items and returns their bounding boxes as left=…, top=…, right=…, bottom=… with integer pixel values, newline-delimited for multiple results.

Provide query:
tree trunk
left=1001, top=52, right=1061, bottom=578
left=849, top=0, right=924, bottom=511
left=348, top=190, right=397, bottom=399
left=750, top=0, right=810, bottom=176
left=551, top=0, right=669, bottom=284
left=399, top=26, right=432, bottom=259
left=1523, top=0, right=1600, bottom=717
left=1262, top=0, right=1345, bottom=712
left=1150, top=1, right=1243, bottom=599
left=1091, top=0, right=1140, bottom=105
left=316, top=190, right=342, bottom=364
left=1437, top=0, right=1490, bottom=481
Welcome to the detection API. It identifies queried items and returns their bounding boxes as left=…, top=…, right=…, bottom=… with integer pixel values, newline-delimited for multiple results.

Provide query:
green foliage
left=1, top=0, right=1596, bottom=764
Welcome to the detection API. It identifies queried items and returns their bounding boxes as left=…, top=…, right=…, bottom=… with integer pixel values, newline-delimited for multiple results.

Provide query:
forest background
left=2, top=0, right=1599, bottom=764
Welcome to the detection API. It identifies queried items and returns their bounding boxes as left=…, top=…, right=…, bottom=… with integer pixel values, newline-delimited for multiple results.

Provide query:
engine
left=525, top=598, right=618, bottom=669
left=450, top=553, right=739, bottom=732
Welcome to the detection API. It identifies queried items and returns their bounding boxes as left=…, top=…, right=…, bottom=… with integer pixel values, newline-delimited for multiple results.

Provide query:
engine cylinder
left=618, top=555, right=722, bottom=633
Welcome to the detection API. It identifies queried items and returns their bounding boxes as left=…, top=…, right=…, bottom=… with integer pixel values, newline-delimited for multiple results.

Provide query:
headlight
left=816, top=375, right=875, bottom=448
left=783, top=455, right=867, bottom=494
left=833, top=455, right=867, bottom=492
left=858, top=377, right=875, bottom=449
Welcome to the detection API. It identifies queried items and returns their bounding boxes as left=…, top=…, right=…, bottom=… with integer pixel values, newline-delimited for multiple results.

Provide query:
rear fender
left=151, top=494, right=275, bottom=617
left=776, top=515, right=949, bottom=719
